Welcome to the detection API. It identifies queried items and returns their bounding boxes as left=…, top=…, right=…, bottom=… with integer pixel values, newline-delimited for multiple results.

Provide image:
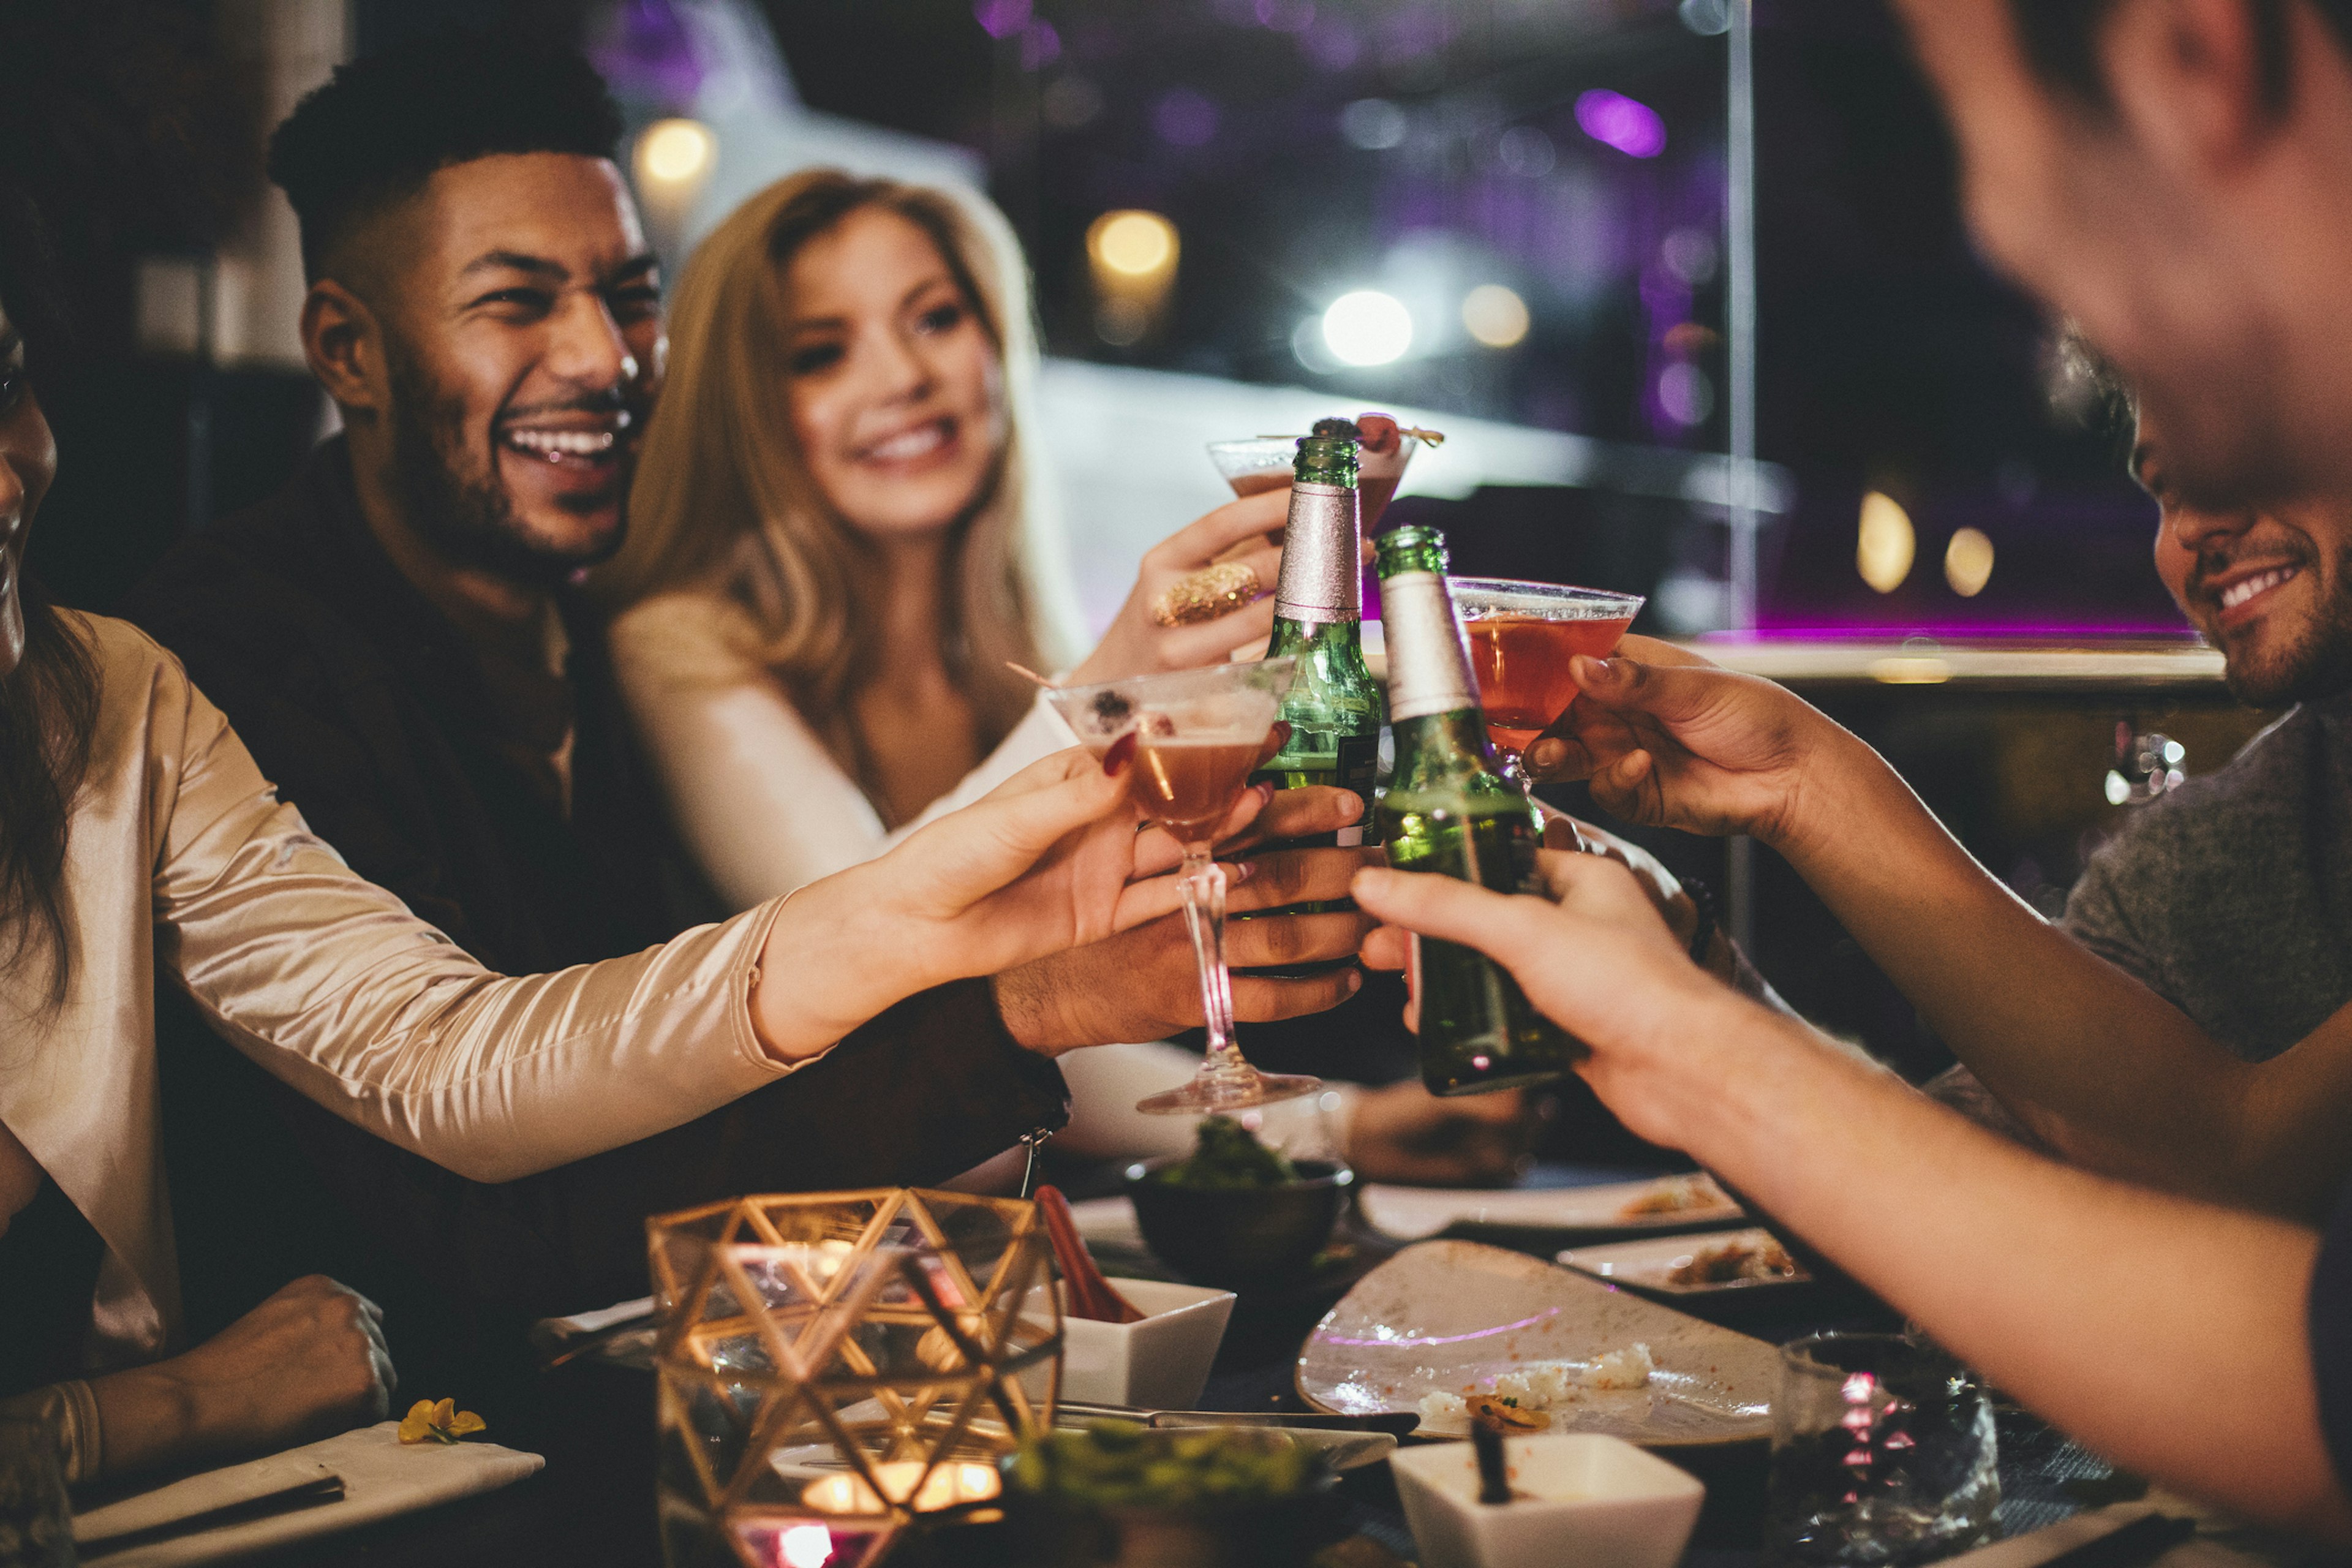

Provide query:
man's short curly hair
left=267, top=26, right=623, bottom=282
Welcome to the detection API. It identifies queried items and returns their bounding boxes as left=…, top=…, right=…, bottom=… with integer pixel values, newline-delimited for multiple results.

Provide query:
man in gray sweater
left=2067, top=405, right=2352, bottom=1060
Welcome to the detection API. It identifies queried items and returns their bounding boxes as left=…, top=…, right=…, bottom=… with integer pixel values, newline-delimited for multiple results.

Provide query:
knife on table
left=1057, top=1400, right=1420, bottom=1436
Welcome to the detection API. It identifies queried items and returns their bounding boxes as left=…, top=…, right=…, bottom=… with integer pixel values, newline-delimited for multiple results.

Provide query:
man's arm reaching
left=1528, top=639, right=2352, bottom=1219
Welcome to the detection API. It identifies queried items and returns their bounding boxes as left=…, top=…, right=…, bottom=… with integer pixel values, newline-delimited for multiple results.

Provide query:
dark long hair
left=0, top=181, right=99, bottom=1007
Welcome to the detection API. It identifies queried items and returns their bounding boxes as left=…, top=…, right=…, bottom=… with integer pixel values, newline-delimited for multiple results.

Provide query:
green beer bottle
left=1373, top=523, right=1581, bottom=1095
left=1250, top=422, right=1385, bottom=846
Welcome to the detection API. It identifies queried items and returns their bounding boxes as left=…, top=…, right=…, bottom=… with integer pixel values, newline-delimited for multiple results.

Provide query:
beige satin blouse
left=609, top=590, right=1077, bottom=914
left=0, top=614, right=799, bottom=1370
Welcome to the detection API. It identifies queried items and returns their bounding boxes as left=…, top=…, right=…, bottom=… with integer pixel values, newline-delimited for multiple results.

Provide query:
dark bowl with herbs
left=1124, top=1118, right=1353, bottom=1291
left=1001, top=1420, right=1346, bottom=1568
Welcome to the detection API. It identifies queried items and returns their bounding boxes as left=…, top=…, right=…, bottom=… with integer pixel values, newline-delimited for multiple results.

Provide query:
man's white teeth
left=505, top=428, right=617, bottom=458
left=867, top=424, right=947, bottom=461
left=2219, top=565, right=2297, bottom=610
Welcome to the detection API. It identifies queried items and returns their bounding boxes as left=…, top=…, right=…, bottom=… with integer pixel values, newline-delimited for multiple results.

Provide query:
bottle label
left=1274, top=483, right=1362, bottom=624
left=1381, top=571, right=1480, bottom=720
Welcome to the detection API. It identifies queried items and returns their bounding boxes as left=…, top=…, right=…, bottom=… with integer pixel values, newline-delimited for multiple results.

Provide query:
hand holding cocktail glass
left=1515, top=635, right=1838, bottom=845
left=1450, top=578, right=1644, bottom=797
left=1047, top=659, right=1325, bottom=1113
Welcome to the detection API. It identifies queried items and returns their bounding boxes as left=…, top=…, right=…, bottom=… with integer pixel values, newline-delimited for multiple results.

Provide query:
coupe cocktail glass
left=1206, top=437, right=1298, bottom=500
left=1205, top=430, right=1422, bottom=530
left=1450, top=578, right=1645, bottom=786
left=1047, top=658, right=1320, bottom=1115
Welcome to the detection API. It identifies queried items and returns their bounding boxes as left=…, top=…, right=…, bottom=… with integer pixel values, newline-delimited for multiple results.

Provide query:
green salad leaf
left=1147, top=1116, right=1298, bottom=1190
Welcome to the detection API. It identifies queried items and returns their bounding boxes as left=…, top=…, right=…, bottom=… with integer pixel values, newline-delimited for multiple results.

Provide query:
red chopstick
left=1036, top=1185, right=1144, bottom=1324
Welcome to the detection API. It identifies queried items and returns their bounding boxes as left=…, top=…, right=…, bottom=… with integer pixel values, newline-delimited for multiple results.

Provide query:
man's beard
left=385, top=346, right=627, bottom=585
left=2220, top=544, right=2352, bottom=707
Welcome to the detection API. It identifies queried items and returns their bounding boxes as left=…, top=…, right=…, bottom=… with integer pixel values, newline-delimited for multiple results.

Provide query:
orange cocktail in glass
left=1450, top=578, right=1646, bottom=774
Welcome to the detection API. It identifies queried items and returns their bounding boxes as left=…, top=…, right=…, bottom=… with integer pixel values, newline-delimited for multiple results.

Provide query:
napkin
left=72, top=1422, right=543, bottom=1566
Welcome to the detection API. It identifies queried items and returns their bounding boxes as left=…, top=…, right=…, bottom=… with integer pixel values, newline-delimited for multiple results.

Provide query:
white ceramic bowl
left=1022, top=1278, right=1237, bottom=1410
left=1389, top=1433, right=1705, bottom=1568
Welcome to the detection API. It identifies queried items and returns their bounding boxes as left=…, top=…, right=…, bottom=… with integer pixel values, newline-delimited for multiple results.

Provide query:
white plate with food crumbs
left=1355, top=1173, right=1743, bottom=1242
left=1558, top=1228, right=1811, bottom=1296
left=1295, top=1240, right=1777, bottom=1446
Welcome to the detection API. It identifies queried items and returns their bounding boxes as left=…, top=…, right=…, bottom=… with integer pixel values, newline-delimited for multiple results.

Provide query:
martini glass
left=1047, top=658, right=1321, bottom=1115
left=1206, top=437, right=1298, bottom=499
left=1205, top=428, right=1423, bottom=529
left=1450, top=578, right=1646, bottom=790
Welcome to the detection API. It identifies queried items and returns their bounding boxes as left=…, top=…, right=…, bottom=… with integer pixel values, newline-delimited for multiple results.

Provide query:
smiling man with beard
left=2049, top=397, right=2352, bottom=1059
left=113, top=31, right=1371, bottom=1421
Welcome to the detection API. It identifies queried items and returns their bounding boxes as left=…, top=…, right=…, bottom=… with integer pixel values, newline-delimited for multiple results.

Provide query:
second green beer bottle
left=1374, top=523, right=1582, bottom=1095
left=1251, top=423, right=1385, bottom=846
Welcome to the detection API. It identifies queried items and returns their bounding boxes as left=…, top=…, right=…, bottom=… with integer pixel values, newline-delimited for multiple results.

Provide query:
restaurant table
left=203, top=1164, right=2133, bottom=1567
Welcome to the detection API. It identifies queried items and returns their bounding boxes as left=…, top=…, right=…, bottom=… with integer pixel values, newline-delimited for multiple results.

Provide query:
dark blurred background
left=1, top=0, right=2250, bottom=1085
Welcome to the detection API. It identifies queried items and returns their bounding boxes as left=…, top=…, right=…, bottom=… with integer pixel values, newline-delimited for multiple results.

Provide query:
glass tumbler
left=1763, top=1332, right=2000, bottom=1568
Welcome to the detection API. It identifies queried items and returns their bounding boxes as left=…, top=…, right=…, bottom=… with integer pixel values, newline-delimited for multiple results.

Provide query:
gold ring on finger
left=1150, top=562, right=1265, bottom=628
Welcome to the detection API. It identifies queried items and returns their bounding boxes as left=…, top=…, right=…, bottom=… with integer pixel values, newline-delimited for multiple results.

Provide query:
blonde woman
left=600, top=170, right=1296, bottom=886
left=598, top=170, right=1544, bottom=1180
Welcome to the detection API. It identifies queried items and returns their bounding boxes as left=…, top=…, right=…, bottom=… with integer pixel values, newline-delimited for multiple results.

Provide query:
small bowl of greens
left=1004, top=1420, right=1343, bottom=1568
left=1124, top=1118, right=1353, bottom=1291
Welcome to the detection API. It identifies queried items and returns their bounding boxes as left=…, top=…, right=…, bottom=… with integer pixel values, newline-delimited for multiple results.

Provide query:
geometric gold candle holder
left=649, top=1189, right=1061, bottom=1568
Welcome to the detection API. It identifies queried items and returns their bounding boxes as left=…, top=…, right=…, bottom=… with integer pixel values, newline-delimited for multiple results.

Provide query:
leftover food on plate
left=1618, top=1174, right=1730, bottom=1218
left=1667, top=1235, right=1800, bottom=1288
left=1417, top=1344, right=1656, bottom=1431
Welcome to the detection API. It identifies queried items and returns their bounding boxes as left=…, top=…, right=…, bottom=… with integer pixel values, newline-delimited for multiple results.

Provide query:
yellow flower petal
left=431, top=1398, right=456, bottom=1426
left=397, top=1401, right=439, bottom=1444
left=449, top=1411, right=486, bottom=1438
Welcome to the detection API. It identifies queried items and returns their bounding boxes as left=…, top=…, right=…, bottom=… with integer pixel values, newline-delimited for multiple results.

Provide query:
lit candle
left=800, top=1460, right=1002, bottom=1515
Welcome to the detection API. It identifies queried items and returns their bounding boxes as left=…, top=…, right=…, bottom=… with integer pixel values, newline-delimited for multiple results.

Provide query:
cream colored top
left=0, top=614, right=804, bottom=1368
left=608, top=590, right=1078, bottom=913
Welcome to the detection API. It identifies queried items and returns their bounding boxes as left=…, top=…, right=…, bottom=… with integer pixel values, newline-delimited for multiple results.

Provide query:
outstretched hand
left=1068, top=489, right=1288, bottom=684
left=1517, top=636, right=1838, bottom=847
left=883, top=745, right=1277, bottom=980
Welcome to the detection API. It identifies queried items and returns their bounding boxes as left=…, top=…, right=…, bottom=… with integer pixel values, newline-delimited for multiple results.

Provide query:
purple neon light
left=1729, top=624, right=2204, bottom=642
left=1314, top=1306, right=1561, bottom=1348
left=1576, top=89, right=1667, bottom=159
left=973, top=0, right=1031, bottom=39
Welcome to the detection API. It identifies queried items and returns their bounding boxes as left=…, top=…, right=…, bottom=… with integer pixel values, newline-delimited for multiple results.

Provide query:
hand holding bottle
left=1352, top=849, right=1754, bottom=1152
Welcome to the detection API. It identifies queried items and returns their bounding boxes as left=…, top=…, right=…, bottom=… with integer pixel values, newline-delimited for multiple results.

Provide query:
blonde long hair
left=598, top=169, right=1078, bottom=797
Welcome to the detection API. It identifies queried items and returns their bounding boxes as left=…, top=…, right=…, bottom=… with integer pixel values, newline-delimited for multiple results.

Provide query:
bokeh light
left=1088, top=210, right=1178, bottom=278
left=1322, top=290, right=1414, bottom=366
left=1944, top=527, right=1996, bottom=597
left=1658, top=363, right=1714, bottom=426
left=1575, top=89, right=1667, bottom=158
left=1857, top=492, right=1916, bottom=594
left=1339, top=98, right=1408, bottom=149
left=636, top=119, right=714, bottom=186
left=1461, top=284, right=1530, bottom=349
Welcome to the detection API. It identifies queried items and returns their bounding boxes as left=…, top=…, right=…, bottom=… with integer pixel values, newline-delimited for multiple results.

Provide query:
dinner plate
left=1295, top=1240, right=1777, bottom=1446
left=1556, top=1228, right=1811, bottom=1297
left=1354, top=1174, right=1743, bottom=1243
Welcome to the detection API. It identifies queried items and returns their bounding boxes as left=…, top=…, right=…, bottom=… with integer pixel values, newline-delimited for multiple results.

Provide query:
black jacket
left=121, top=440, right=1067, bottom=1395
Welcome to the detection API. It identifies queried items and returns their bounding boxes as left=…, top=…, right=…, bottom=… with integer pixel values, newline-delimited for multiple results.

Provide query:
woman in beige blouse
left=597, top=170, right=1540, bottom=1175
left=0, top=276, right=1228, bottom=1485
